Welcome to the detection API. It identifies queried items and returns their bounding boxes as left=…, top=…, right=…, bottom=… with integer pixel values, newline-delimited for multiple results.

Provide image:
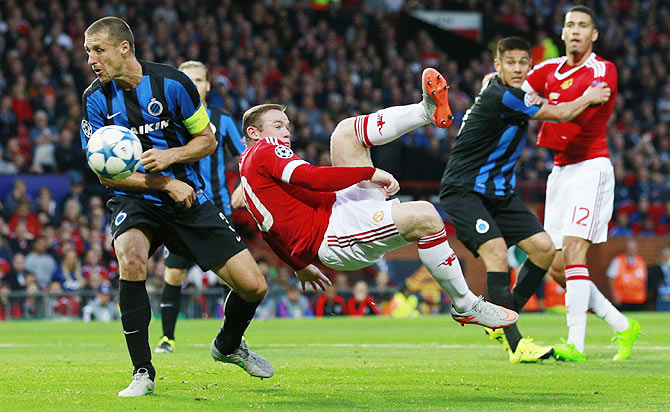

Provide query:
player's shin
left=564, top=265, right=591, bottom=353
left=487, top=272, right=523, bottom=351
left=588, top=282, right=629, bottom=332
left=354, top=104, right=430, bottom=147
left=160, top=283, right=181, bottom=340
left=119, top=279, right=155, bottom=379
left=214, top=290, right=261, bottom=354
left=512, top=260, right=548, bottom=311
left=417, top=229, right=477, bottom=312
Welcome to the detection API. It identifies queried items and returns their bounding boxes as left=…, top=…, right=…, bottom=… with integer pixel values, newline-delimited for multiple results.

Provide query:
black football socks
left=214, top=290, right=261, bottom=354
left=120, top=279, right=155, bottom=380
left=512, top=259, right=547, bottom=312
left=487, top=271, right=522, bottom=352
left=160, top=283, right=181, bottom=340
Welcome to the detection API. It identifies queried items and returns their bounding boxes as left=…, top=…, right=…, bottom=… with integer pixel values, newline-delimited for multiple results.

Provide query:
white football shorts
left=318, top=185, right=410, bottom=271
left=544, top=157, right=614, bottom=249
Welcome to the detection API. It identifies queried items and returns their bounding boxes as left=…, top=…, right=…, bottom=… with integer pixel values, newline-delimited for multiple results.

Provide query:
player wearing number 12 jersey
left=239, top=70, right=521, bottom=331
left=522, top=5, right=640, bottom=361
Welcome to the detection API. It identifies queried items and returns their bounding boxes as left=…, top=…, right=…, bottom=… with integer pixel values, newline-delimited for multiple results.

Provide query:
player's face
left=561, top=11, right=598, bottom=56
left=255, top=110, right=292, bottom=146
left=181, top=66, right=211, bottom=103
left=494, top=49, right=531, bottom=88
left=84, top=30, right=127, bottom=83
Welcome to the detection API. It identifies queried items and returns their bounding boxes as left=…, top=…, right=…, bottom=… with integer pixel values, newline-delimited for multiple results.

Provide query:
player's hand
left=371, top=168, right=400, bottom=197
left=231, top=184, right=245, bottom=209
left=583, top=82, right=611, bottom=105
left=295, top=264, right=332, bottom=293
left=141, top=148, right=177, bottom=172
left=165, top=178, right=196, bottom=208
left=527, top=92, right=547, bottom=106
left=481, top=72, right=498, bottom=89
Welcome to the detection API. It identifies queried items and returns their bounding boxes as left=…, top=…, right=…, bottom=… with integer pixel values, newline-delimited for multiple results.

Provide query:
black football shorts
left=440, top=187, right=545, bottom=257
left=107, top=196, right=246, bottom=271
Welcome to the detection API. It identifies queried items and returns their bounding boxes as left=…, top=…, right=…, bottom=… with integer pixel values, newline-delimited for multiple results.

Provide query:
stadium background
left=1, top=0, right=669, bottom=320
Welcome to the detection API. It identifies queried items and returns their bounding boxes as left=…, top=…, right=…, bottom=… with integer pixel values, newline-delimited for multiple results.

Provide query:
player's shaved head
left=85, top=16, right=135, bottom=54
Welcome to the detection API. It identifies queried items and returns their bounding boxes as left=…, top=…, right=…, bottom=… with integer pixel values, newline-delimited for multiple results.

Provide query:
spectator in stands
left=647, top=246, right=670, bottom=311
left=52, top=246, right=85, bottom=292
left=35, top=186, right=57, bottom=219
left=25, top=235, right=57, bottom=290
left=47, top=279, right=79, bottom=317
left=277, top=284, right=313, bottom=319
left=4, top=253, right=29, bottom=291
left=54, top=127, right=86, bottom=173
left=0, top=146, right=18, bottom=175
left=628, top=197, right=650, bottom=225
left=0, top=95, right=17, bottom=145
left=0, top=281, right=22, bottom=320
left=609, top=211, right=634, bottom=238
left=347, top=281, right=380, bottom=316
left=8, top=200, right=40, bottom=238
left=314, top=285, right=347, bottom=317
left=606, top=239, right=648, bottom=311
left=3, top=178, right=30, bottom=217
left=82, top=283, right=119, bottom=322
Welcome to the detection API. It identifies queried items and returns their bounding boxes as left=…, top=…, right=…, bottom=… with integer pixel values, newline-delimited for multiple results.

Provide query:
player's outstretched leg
left=330, top=67, right=452, bottom=167
left=391, top=201, right=518, bottom=329
left=211, top=251, right=274, bottom=378
left=587, top=283, right=641, bottom=360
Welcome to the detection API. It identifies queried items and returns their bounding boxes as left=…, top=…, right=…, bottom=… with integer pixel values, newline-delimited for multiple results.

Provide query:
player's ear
left=206, top=81, right=211, bottom=94
left=493, top=57, right=501, bottom=73
left=591, top=28, right=598, bottom=43
left=246, top=126, right=259, bottom=140
left=120, top=40, right=131, bottom=56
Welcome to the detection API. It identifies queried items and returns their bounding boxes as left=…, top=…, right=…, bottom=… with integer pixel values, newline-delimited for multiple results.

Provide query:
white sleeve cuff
left=281, top=159, right=308, bottom=183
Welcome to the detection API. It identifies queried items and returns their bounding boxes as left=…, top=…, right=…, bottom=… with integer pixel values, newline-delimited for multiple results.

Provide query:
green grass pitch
left=1, top=312, right=669, bottom=411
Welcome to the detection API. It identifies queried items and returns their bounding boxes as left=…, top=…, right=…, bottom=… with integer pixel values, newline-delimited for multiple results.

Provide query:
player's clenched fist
left=371, top=168, right=399, bottom=197
left=583, top=82, right=611, bottom=105
left=142, top=148, right=176, bottom=172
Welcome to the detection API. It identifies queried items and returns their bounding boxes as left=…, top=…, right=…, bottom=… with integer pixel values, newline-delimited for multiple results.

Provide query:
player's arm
left=142, top=108, right=217, bottom=172
left=295, top=264, right=331, bottom=293
left=99, top=173, right=197, bottom=207
left=531, top=83, right=611, bottom=122
left=290, top=164, right=399, bottom=195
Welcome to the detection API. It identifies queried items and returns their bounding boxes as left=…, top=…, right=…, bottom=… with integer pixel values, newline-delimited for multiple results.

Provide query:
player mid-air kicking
left=238, top=68, right=519, bottom=331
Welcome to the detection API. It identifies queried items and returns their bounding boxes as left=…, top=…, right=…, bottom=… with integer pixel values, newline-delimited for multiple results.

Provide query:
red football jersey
left=523, top=53, right=617, bottom=166
left=239, top=137, right=375, bottom=270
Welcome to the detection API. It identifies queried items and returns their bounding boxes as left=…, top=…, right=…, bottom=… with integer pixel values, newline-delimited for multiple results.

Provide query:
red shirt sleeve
left=525, top=63, right=550, bottom=95
left=290, top=163, right=376, bottom=191
left=574, top=62, right=618, bottom=125
left=258, top=141, right=375, bottom=191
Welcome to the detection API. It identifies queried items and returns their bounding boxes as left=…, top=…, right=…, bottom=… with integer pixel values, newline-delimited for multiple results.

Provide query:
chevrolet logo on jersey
left=130, top=119, right=170, bottom=135
left=560, top=79, right=573, bottom=90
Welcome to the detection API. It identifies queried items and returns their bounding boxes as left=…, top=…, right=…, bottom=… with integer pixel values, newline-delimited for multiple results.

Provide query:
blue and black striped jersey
left=441, top=76, right=541, bottom=197
left=201, top=106, right=245, bottom=216
left=80, top=60, right=211, bottom=207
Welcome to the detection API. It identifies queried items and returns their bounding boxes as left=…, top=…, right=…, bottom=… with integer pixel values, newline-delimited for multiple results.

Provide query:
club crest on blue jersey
left=147, top=97, right=164, bottom=116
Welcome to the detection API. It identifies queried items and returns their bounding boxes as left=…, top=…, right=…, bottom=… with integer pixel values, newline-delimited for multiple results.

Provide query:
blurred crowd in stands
left=2, top=0, right=670, bottom=320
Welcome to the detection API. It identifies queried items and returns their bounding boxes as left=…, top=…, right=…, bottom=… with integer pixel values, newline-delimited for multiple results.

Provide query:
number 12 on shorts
left=571, top=206, right=590, bottom=226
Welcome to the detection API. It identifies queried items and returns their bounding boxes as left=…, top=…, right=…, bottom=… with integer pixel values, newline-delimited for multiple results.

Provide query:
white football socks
left=589, top=282, right=629, bottom=333
left=354, top=103, right=430, bottom=147
left=565, top=265, right=590, bottom=353
left=417, top=228, right=477, bottom=312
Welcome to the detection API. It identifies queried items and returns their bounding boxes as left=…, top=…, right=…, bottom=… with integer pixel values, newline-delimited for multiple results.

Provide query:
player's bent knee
left=395, top=201, right=444, bottom=241
left=164, top=268, right=186, bottom=286
left=117, top=253, right=148, bottom=281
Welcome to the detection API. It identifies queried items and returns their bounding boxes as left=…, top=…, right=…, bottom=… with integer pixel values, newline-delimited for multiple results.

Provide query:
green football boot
left=553, top=338, right=586, bottom=362
left=612, top=318, right=641, bottom=361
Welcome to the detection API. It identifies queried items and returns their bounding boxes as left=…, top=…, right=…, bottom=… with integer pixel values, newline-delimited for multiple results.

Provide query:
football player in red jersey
left=238, top=69, right=520, bottom=330
left=522, top=5, right=640, bottom=361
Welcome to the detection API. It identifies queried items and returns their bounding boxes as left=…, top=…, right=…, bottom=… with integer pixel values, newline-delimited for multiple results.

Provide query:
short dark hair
left=85, top=16, right=135, bottom=54
left=567, top=5, right=597, bottom=28
left=242, top=103, right=287, bottom=146
left=496, top=36, right=531, bottom=60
